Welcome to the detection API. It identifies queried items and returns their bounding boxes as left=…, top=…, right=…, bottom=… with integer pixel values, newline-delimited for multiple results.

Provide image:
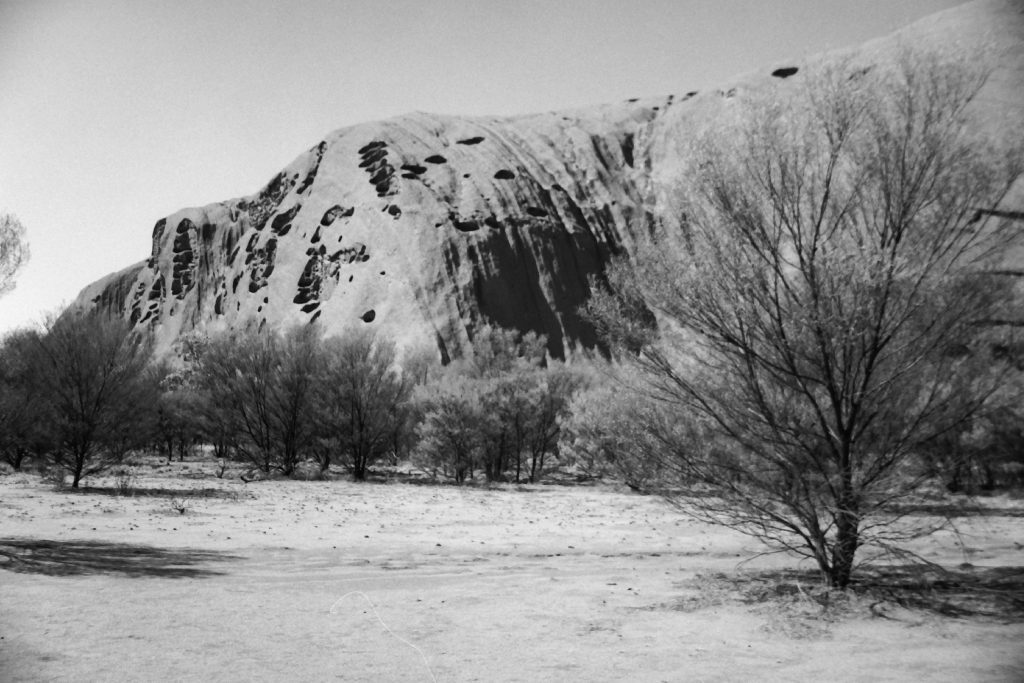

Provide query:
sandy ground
left=1, top=460, right=1022, bottom=682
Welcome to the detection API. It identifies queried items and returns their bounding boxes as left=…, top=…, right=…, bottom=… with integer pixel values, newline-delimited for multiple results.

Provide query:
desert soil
left=1, top=460, right=1022, bottom=682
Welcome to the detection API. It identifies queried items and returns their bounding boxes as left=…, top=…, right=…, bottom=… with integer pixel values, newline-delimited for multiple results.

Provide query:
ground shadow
left=0, top=538, right=240, bottom=579
left=710, top=564, right=1024, bottom=622
left=857, top=564, right=1024, bottom=620
left=63, top=486, right=241, bottom=500
left=888, top=501, right=1024, bottom=518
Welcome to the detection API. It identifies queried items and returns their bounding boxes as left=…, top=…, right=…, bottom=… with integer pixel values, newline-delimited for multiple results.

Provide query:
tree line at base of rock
left=0, top=314, right=592, bottom=488
left=2, top=309, right=1021, bottom=496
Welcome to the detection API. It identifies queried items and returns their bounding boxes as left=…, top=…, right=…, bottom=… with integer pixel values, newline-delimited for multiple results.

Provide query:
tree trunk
left=10, top=447, right=27, bottom=470
left=352, top=448, right=366, bottom=481
left=829, top=503, right=859, bottom=589
left=71, top=453, right=85, bottom=488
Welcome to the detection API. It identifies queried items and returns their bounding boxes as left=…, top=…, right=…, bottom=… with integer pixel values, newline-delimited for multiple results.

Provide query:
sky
left=0, top=0, right=967, bottom=333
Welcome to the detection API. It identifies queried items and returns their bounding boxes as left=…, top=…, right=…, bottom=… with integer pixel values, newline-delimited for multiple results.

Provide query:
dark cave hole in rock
left=263, top=297, right=269, bottom=304
left=320, top=206, right=351, bottom=226
left=387, top=205, right=401, bottom=217
left=358, top=140, right=386, bottom=155
left=686, top=90, right=698, bottom=97
left=456, top=136, right=484, bottom=145
left=621, top=133, right=635, bottom=167
left=401, top=173, right=419, bottom=179
left=369, top=168, right=392, bottom=186
left=424, top=154, right=447, bottom=164
left=271, top=205, right=301, bottom=233
left=301, top=302, right=320, bottom=313
left=627, top=98, right=639, bottom=103
left=379, top=271, right=385, bottom=275
left=349, top=275, right=354, bottom=282
left=493, top=169, right=515, bottom=180
left=358, top=151, right=388, bottom=169
left=772, top=66, right=799, bottom=79
left=361, top=309, right=376, bottom=323
left=483, top=216, right=501, bottom=229
left=526, top=206, right=548, bottom=218
left=401, top=164, right=427, bottom=175
left=310, top=310, right=322, bottom=324
left=463, top=173, right=471, bottom=179
left=454, top=219, right=481, bottom=233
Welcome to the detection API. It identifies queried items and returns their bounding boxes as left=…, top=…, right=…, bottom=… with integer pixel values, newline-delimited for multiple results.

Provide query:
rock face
left=74, top=0, right=1024, bottom=361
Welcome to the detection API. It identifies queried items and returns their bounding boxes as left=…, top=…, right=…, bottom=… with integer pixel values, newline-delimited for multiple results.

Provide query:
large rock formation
left=74, top=0, right=1024, bottom=361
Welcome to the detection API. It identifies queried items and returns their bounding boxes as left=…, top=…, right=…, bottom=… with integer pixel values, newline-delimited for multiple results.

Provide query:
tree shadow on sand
left=63, top=486, right=242, bottom=500
left=699, top=565, right=1024, bottom=622
left=0, top=538, right=240, bottom=579
left=887, top=500, right=1024, bottom=518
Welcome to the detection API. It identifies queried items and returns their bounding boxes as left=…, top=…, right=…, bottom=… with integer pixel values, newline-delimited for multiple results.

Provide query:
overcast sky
left=0, top=0, right=966, bottom=333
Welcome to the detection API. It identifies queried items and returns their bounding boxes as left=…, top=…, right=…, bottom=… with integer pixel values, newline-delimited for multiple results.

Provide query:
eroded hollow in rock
left=358, top=140, right=386, bottom=155
left=456, top=136, right=484, bottom=145
left=425, top=154, right=447, bottom=164
left=772, top=66, right=799, bottom=78
left=494, top=169, right=515, bottom=180
left=361, top=309, right=376, bottom=323
left=453, top=219, right=481, bottom=233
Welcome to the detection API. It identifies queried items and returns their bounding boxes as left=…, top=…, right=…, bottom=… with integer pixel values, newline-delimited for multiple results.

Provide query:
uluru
left=70, top=0, right=1024, bottom=361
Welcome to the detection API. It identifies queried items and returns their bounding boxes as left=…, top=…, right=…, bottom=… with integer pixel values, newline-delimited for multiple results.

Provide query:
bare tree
left=0, top=213, right=29, bottom=297
left=33, top=312, right=156, bottom=488
left=466, top=326, right=547, bottom=482
left=414, top=374, right=484, bottom=484
left=0, top=328, right=50, bottom=469
left=197, top=325, right=320, bottom=477
left=589, top=50, right=1023, bottom=588
left=152, top=360, right=204, bottom=462
left=316, top=330, right=413, bottom=480
left=560, top=381, right=675, bottom=491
